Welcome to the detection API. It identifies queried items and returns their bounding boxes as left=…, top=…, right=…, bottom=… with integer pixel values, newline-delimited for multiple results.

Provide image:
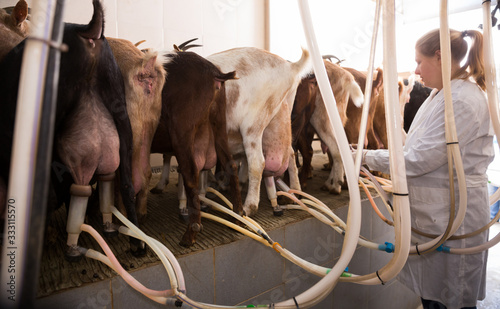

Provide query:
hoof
left=321, top=184, right=341, bottom=195
left=179, top=240, right=194, bottom=248
left=243, top=204, right=258, bottom=217
left=179, top=208, right=189, bottom=223
left=178, top=213, right=189, bottom=223
left=273, top=206, right=284, bottom=216
left=130, top=243, right=147, bottom=257
left=149, top=187, right=164, bottom=194
left=329, top=187, right=341, bottom=195
left=179, top=235, right=196, bottom=248
left=103, top=230, right=119, bottom=238
left=328, top=181, right=343, bottom=195
left=65, top=245, right=85, bottom=262
left=200, top=202, right=210, bottom=212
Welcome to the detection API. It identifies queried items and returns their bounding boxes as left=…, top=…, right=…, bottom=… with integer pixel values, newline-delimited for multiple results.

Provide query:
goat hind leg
left=150, top=153, right=172, bottom=194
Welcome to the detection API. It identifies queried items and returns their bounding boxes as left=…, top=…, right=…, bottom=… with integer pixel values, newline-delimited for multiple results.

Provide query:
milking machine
left=98, top=173, right=120, bottom=237
left=3, top=0, right=500, bottom=308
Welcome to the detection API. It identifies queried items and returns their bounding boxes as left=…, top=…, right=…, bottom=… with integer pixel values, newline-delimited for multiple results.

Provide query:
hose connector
left=258, top=230, right=274, bottom=245
left=378, top=242, right=395, bottom=253
left=436, top=245, right=451, bottom=253
left=340, top=267, right=352, bottom=277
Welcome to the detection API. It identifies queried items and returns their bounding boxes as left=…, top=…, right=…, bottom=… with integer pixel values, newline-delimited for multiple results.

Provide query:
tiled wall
left=0, top=0, right=266, bottom=56
left=35, top=197, right=421, bottom=309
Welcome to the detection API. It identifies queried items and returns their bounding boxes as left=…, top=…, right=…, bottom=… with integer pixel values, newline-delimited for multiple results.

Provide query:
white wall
left=5, top=1, right=500, bottom=73
left=269, top=0, right=383, bottom=70
left=0, top=0, right=266, bottom=57
left=269, top=0, right=500, bottom=74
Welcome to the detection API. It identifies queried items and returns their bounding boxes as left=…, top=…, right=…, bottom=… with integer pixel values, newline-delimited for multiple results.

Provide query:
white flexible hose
left=377, top=0, right=411, bottom=280
left=484, top=2, right=500, bottom=148
left=199, top=196, right=263, bottom=235
left=448, top=232, right=500, bottom=254
left=111, top=207, right=180, bottom=292
left=117, top=226, right=186, bottom=292
left=84, top=250, right=169, bottom=304
left=270, top=2, right=362, bottom=307
left=81, top=224, right=174, bottom=303
left=484, top=1, right=500, bottom=208
left=408, top=0, right=469, bottom=255
left=437, top=0, right=500, bottom=256
left=278, top=191, right=384, bottom=251
left=354, top=0, right=381, bottom=175
left=339, top=0, right=412, bottom=285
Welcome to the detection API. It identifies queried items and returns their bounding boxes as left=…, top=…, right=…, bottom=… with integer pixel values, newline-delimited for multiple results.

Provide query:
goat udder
left=263, top=154, right=288, bottom=177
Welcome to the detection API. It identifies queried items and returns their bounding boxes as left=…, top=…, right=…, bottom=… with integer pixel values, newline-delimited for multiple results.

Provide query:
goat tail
left=291, top=47, right=312, bottom=79
left=348, top=80, right=364, bottom=108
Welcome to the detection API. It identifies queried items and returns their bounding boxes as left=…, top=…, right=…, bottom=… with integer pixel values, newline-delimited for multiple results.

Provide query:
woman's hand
left=350, top=144, right=368, bottom=165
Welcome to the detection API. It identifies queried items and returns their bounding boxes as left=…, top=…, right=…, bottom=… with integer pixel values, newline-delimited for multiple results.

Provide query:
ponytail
left=459, top=30, right=485, bottom=91
left=415, top=28, right=486, bottom=91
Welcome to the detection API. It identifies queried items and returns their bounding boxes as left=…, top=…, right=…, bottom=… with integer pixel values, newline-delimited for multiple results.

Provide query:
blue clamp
left=436, top=245, right=451, bottom=253
left=378, top=242, right=395, bottom=253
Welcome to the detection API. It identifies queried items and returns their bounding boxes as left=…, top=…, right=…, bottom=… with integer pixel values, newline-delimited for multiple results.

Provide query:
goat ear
left=373, top=68, right=384, bottom=91
left=12, top=0, right=28, bottom=26
left=308, top=77, right=317, bottom=89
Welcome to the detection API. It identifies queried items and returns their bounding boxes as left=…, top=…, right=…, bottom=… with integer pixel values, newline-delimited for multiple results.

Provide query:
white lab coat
left=364, top=79, right=494, bottom=309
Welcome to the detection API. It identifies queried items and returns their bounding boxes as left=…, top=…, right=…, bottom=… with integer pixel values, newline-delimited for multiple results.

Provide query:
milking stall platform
left=34, top=143, right=420, bottom=309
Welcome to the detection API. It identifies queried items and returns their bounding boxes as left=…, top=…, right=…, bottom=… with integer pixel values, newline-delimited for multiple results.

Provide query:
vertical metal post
left=0, top=0, right=64, bottom=307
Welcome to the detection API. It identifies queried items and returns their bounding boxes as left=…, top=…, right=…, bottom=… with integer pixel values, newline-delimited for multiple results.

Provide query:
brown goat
left=293, top=60, right=364, bottom=193
left=344, top=67, right=408, bottom=150
left=150, top=49, right=242, bottom=247
left=343, top=67, right=384, bottom=149
left=107, top=38, right=166, bottom=225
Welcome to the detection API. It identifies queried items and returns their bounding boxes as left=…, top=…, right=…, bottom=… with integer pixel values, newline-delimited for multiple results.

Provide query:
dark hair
left=415, top=29, right=485, bottom=90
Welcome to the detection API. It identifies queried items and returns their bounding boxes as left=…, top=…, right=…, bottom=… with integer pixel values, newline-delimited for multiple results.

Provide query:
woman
left=359, top=29, right=494, bottom=309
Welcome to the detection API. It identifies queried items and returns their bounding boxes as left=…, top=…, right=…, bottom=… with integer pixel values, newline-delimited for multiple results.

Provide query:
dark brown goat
left=150, top=49, right=242, bottom=247
left=0, top=0, right=141, bottom=258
